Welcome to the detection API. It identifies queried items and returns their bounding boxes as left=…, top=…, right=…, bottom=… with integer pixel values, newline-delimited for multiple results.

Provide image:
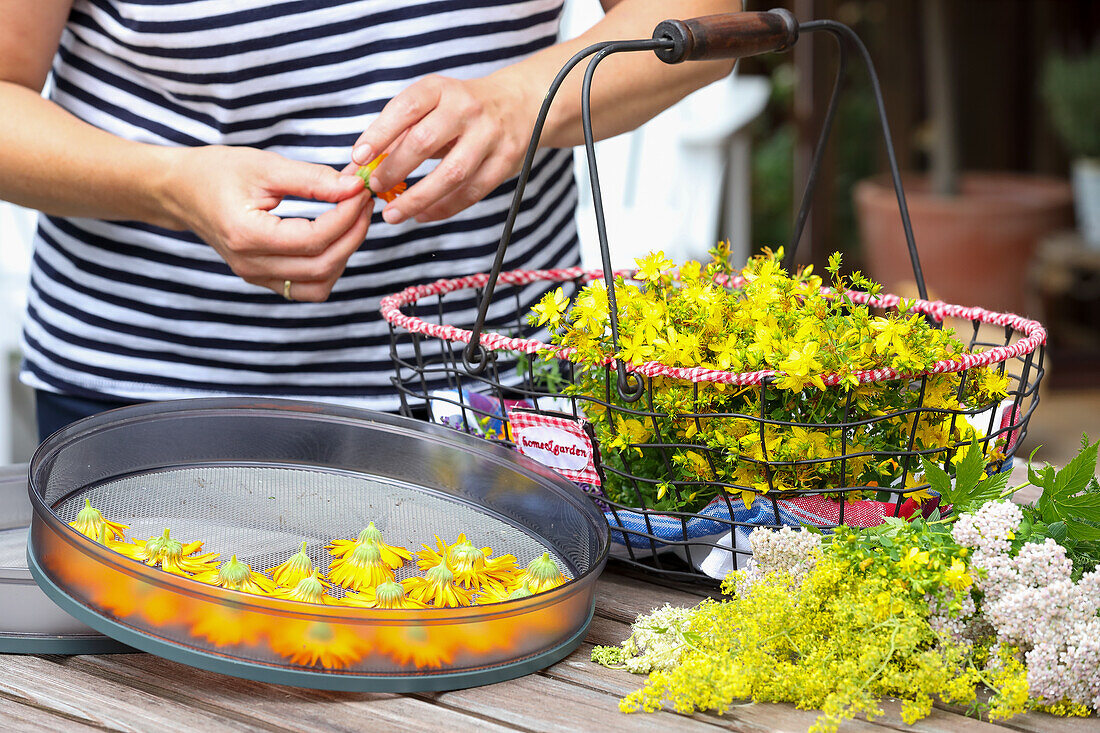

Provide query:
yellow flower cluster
left=601, top=525, right=1029, bottom=731
left=530, top=247, right=1010, bottom=512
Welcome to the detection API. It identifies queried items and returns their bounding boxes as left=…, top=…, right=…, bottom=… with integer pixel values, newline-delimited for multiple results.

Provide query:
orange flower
left=191, top=555, right=276, bottom=595
left=270, top=572, right=338, bottom=605
left=188, top=603, right=267, bottom=647
left=342, top=580, right=427, bottom=610
left=328, top=542, right=394, bottom=591
left=327, top=522, right=411, bottom=570
left=449, top=536, right=520, bottom=591
left=268, top=620, right=371, bottom=670
left=355, top=154, right=407, bottom=203
left=266, top=541, right=318, bottom=588
left=108, top=528, right=219, bottom=577
left=376, top=623, right=459, bottom=669
left=68, top=498, right=128, bottom=543
left=515, top=552, right=566, bottom=594
left=476, top=582, right=534, bottom=606
left=404, top=560, right=473, bottom=608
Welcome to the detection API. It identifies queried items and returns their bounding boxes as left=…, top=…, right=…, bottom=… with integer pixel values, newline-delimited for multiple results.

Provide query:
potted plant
left=854, top=0, right=1072, bottom=315
left=1042, top=46, right=1100, bottom=249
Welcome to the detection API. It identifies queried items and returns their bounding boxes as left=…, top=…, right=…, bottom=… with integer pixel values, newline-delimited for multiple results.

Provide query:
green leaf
left=1054, top=495, right=1100, bottom=523
left=954, top=439, right=987, bottom=498
left=1050, top=438, right=1098, bottom=499
left=1065, top=518, right=1100, bottom=542
left=1048, top=521, right=1068, bottom=543
left=920, top=456, right=953, bottom=496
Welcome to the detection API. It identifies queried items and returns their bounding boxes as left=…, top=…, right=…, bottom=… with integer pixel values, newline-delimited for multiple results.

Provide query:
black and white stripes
left=22, top=0, right=578, bottom=408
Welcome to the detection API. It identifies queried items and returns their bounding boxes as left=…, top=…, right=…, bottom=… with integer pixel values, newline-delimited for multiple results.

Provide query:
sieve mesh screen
left=52, top=465, right=573, bottom=599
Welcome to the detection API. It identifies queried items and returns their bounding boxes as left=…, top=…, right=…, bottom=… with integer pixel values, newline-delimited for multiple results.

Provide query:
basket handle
left=463, top=12, right=930, bottom=399
left=653, top=10, right=799, bottom=63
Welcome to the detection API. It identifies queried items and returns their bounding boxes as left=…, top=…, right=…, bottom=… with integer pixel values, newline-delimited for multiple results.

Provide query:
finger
left=260, top=157, right=364, bottom=204
left=351, top=76, right=443, bottom=167
left=379, top=125, right=493, bottom=224
left=249, top=198, right=374, bottom=290
left=246, top=190, right=368, bottom=256
left=413, top=154, right=517, bottom=223
left=367, top=104, right=468, bottom=197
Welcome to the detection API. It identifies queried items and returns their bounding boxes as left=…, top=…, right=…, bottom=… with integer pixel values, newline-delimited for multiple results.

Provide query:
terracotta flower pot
left=854, top=173, right=1072, bottom=315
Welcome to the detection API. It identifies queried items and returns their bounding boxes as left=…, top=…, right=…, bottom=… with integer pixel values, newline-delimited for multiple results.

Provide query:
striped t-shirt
left=21, top=0, right=578, bottom=410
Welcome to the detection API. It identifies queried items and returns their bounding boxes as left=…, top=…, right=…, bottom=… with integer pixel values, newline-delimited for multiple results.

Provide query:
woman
left=0, top=0, right=736, bottom=439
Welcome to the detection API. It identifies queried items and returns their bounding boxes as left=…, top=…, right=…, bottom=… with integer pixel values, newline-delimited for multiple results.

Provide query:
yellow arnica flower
left=192, top=555, right=276, bottom=594
left=404, top=560, right=474, bottom=608
left=109, top=528, right=219, bottom=576
left=355, top=153, right=407, bottom=203
left=271, top=572, right=337, bottom=605
left=266, top=541, right=317, bottom=588
left=343, top=580, right=427, bottom=610
left=328, top=522, right=411, bottom=570
left=476, top=582, right=534, bottom=606
left=69, top=497, right=129, bottom=543
left=516, top=552, right=566, bottom=594
left=328, top=541, right=395, bottom=591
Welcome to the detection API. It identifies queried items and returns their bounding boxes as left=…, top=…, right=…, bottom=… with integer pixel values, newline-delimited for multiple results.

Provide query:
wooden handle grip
left=653, top=9, right=799, bottom=64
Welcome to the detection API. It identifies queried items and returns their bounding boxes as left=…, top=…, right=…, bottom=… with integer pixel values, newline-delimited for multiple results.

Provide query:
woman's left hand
left=350, top=72, right=536, bottom=225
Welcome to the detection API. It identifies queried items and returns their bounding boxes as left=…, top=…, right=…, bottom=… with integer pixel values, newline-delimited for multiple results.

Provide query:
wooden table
left=0, top=564, right=1095, bottom=733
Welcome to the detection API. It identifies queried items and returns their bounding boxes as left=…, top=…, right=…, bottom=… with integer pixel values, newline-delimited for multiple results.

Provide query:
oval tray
left=27, top=399, right=609, bottom=690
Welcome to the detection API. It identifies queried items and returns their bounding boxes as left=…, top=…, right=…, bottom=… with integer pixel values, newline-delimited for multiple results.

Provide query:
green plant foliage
left=1020, top=436, right=1100, bottom=580
left=1041, top=49, right=1100, bottom=159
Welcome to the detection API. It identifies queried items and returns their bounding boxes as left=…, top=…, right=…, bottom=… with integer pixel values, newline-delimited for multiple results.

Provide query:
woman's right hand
left=161, top=145, right=372, bottom=302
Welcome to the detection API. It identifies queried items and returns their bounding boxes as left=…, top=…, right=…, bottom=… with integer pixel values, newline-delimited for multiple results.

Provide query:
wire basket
left=382, top=11, right=1047, bottom=583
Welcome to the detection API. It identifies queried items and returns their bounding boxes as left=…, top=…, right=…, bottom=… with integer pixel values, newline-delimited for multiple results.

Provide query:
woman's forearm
left=510, top=0, right=740, bottom=149
left=0, top=81, right=181, bottom=228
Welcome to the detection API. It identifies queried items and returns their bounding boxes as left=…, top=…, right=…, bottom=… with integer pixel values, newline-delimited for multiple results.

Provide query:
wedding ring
left=283, top=279, right=293, bottom=301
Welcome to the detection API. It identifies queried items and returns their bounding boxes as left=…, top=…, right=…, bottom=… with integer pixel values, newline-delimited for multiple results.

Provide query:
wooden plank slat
left=0, top=654, right=270, bottom=733
left=0, top=693, right=106, bottom=733
left=593, top=573, right=712, bottom=624
left=61, top=652, right=520, bottom=733
left=419, top=671, right=728, bottom=732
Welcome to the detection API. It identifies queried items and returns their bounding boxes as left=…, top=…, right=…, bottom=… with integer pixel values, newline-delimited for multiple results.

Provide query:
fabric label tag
left=509, top=408, right=602, bottom=487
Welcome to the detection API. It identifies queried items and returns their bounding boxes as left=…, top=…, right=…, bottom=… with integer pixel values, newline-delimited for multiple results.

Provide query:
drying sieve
left=27, top=398, right=609, bottom=691
left=0, top=464, right=130, bottom=653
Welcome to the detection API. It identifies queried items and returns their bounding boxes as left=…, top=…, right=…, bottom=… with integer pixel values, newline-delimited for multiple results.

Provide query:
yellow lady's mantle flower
left=404, top=560, right=473, bottom=608
left=516, top=552, right=566, bottom=594
left=271, top=572, right=337, bottom=605
left=109, top=528, right=219, bottom=576
left=327, top=522, right=411, bottom=570
left=266, top=541, right=317, bottom=588
left=329, top=541, right=395, bottom=591
left=192, top=555, right=277, bottom=594
left=343, top=580, right=427, bottom=610
left=69, top=498, right=128, bottom=543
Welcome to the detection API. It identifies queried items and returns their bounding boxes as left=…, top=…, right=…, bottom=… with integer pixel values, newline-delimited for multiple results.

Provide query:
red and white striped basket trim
left=379, top=267, right=1047, bottom=386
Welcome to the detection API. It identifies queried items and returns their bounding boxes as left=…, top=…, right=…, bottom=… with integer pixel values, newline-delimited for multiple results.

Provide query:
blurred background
left=1, top=0, right=1098, bottom=466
